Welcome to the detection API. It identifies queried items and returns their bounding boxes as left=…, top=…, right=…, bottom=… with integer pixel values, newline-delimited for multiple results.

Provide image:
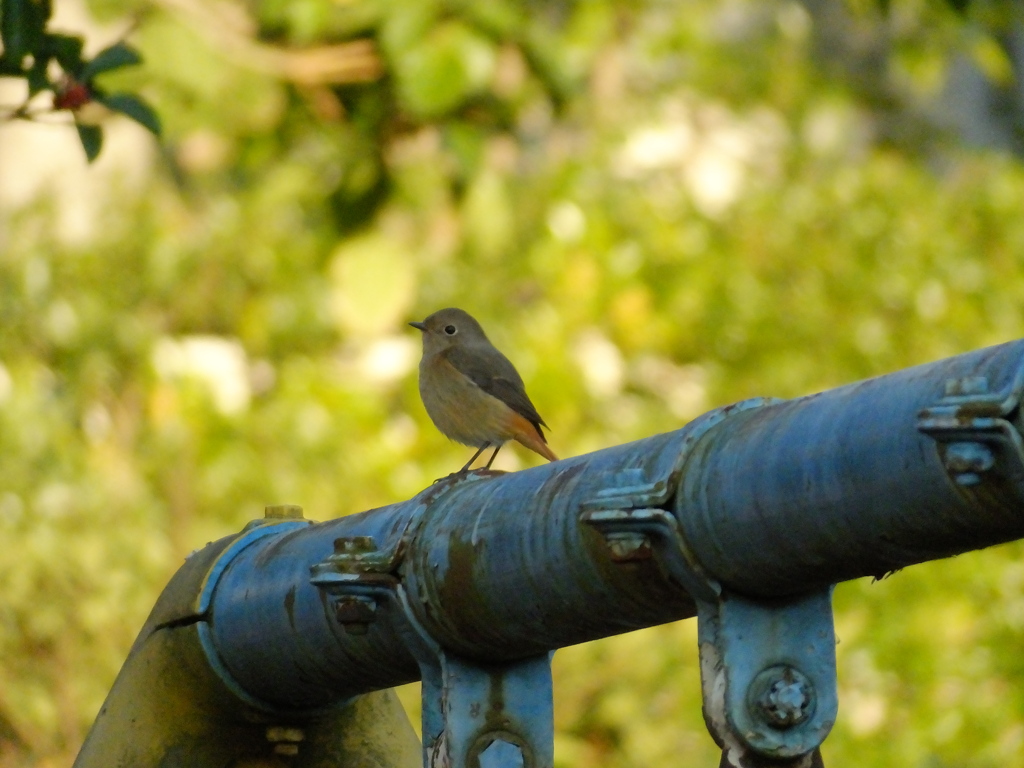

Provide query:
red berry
left=54, top=80, right=92, bottom=111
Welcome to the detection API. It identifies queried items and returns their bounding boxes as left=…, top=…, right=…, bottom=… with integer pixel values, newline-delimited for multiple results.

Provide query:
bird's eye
left=444, top=325, right=457, bottom=335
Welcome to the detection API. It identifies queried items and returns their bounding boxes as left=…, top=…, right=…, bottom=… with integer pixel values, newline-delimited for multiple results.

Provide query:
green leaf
left=394, top=21, right=497, bottom=119
left=76, top=123, right=103, bottom=162
left=378, top=0, right=440, bottom=60
left=41, top=32, right=85, bottom=76
left=25, top=54, right=49, bottom=95
left=520, top=26, right=577, bottom=108
left=0, top=55, right=22, bottom=76
left=81, top=42, right=141, bottom=79
left=455, top=0, right=524, bottom=40
left=96, top=92, right=162, bottom=136
left=1, top=0, right=50, bottom=64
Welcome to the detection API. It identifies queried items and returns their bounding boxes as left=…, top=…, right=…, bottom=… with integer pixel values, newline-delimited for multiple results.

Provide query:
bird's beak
left=408, top=321, right=427, bottom=331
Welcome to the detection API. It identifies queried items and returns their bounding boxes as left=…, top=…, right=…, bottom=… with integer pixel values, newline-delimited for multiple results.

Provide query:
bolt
left=748, top=666, right=814, bottom=729
left=603, top=531, right=652, bottom=562
left=267, top=725, right=304, bottom=756
left=944, top=442, right=995, bottom=487
left=333, top=535, right=377, bottom=556
left=264, top=504, right=304, bottom=520
left=333, top=595, right=378, bottom=634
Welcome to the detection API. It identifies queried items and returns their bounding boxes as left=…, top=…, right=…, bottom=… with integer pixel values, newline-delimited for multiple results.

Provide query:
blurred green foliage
left=3, top=0, right=1024, bottom=766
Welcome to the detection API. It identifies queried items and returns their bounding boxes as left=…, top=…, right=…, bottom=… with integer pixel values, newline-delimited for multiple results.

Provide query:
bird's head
left=409, top=307, right=489, bottom=355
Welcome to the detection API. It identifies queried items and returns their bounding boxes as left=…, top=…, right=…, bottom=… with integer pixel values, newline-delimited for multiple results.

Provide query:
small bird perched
left=410, top=308, right=558, bottom=473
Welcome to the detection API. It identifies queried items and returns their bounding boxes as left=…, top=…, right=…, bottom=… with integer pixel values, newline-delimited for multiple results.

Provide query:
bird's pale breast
left=419, top=356, right=515, bottom=447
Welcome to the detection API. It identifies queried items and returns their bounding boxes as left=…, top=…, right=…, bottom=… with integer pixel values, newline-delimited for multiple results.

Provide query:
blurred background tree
left=3, top=0, right=1024, bottom=766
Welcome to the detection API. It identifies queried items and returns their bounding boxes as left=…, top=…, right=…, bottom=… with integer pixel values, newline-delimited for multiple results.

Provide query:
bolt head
left=333, top=595, right=378, bottom=634
left=264, top=504, right=304, bottom=520
left=944, top=442, right=995, bottom=478
left=604, top=532, right=652, bottom=562
left=267, top=726, right=304, bottom=755
left=748, top=665, right=815, bottom=729
left=266, top=726, right=305, bottom=743
left=333, top=535, right=377, bottom=555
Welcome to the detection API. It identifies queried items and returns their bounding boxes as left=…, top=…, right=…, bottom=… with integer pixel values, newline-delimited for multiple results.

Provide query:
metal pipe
left=202, top=339, right=1024, bottom=712
left=206, top=432, right=702, bottom=709
left=676, top=339, right=1024, bottom=596
left=204, top=503, right=423, bottom=710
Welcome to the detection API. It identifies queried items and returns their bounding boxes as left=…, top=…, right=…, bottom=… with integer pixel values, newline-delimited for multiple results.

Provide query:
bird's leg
left=459, top=443, right=490, bottom=473
left=484, top=445, right=502, bottom=469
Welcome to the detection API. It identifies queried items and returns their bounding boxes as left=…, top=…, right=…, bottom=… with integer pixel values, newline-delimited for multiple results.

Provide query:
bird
left=409, top=308, right=558, bottom=473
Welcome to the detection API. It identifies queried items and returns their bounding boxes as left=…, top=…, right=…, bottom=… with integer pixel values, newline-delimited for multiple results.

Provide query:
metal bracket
left=310, top=513, right=555, bottom=768
left=577, top=400, right=780, bottom=598
left=579, top=468, right=837, bottom=766
left=579, top=463, right=727, bottom=603
left=196, top=516, right=312, bottom=714
left=581, top=468, right=673, bottom=510
left=310, top=535, right=406, bottom=634
left=698, top=588, right=836, bottom=767
left=918, top=371, right=1024, bottom=488
left=580, top=506, right=719, bottom=602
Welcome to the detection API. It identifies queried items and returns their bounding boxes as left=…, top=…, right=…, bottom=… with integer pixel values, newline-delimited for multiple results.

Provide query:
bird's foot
left=431, top=468, right=508, bottom=485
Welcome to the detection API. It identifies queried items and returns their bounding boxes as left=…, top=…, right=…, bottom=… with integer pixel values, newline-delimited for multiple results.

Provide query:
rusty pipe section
left=397, top=431, right=703, bottom=659
left=674, top=338, right=1024, bottom=596
left=202, top=339, right=1024, bottom=711
left=203, top=431, right=702, bottom=710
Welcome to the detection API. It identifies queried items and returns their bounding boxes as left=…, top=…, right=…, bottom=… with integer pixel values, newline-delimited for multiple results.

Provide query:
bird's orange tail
left=507, top=412, right=559, bottom=462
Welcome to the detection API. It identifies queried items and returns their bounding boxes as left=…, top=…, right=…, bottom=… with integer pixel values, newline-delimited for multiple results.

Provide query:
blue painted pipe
left=203, top=504, right=422, bottom=710
left=203, top=339, right=1024, bottom=711
left=676, top=339, right=1024, bottom=596
left=206, top=432, right=700, bottom=710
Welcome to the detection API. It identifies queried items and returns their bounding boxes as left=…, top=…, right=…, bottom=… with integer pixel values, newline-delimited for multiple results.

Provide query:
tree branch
left=154, top=0, right=383, bottom=85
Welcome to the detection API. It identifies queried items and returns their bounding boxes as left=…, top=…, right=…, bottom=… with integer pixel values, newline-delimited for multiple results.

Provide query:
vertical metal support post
left=420, top=653, right=554, bottom=768
left=580, top=460, right=838, bottom=768
left=697, top=589, right=836, bottom=768
left=393, top=583, right=555, bottom=768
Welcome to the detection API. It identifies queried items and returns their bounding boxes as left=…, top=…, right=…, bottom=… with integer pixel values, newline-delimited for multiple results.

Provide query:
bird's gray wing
left=445, top=344, right=549, bottom=433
